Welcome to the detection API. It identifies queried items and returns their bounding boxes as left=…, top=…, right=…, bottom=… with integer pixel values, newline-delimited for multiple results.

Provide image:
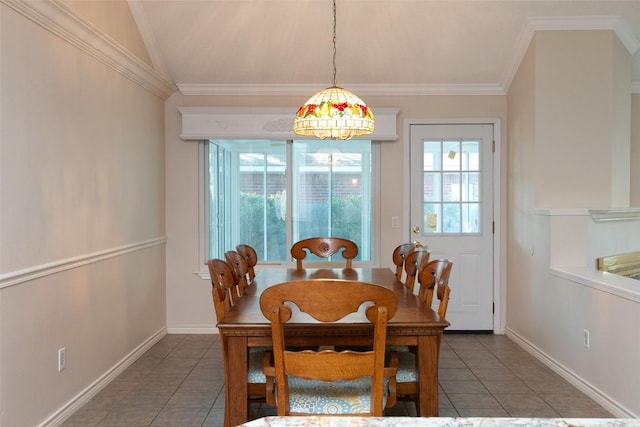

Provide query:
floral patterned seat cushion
left=247, top=347, right=269, bottom=383
left=395, top=351, right=417, bottom=383
left=286, top=376, right=390, bottom=414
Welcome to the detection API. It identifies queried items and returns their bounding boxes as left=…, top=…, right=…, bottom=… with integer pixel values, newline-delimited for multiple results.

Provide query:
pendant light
left=293, top=0, right=374, bottom=140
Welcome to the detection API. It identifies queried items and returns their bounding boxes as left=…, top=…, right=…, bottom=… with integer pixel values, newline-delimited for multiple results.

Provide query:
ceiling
left=128, top=0, right=640, bottom=96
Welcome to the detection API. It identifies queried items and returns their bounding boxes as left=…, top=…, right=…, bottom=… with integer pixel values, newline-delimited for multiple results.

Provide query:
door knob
left=412, top=226, right=420, bottom=234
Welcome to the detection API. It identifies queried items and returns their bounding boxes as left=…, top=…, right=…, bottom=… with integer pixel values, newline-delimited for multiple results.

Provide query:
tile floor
left=61, top=333, right=613, bottom=426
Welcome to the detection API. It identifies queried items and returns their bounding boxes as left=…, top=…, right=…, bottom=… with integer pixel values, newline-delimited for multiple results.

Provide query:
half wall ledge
left=588, top=208, right=640, bottom=222
left=550, top=267, right=640, bottom=304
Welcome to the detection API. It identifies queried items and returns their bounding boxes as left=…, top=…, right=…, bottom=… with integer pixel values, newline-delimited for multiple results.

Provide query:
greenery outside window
left=204, top=139, right=377, bottom=265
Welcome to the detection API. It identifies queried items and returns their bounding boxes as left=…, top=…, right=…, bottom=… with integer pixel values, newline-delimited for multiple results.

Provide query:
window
left=422, top=139, right=480, bottom=234
left=204, top=139, right=377, bottom=265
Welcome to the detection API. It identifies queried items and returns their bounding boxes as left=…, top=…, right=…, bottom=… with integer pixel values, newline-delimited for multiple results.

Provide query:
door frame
left=403, top=118, right=504, bottom=334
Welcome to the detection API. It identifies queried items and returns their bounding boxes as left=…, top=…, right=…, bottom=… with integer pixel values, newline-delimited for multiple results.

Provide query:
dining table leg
left=416, top=334, right=440, bottom=416
left=225, top=335, right=248, bottom=426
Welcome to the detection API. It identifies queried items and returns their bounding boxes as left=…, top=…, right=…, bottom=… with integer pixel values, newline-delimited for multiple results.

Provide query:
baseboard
left=40, top=327, right=168, bottom=427
left=505, top=327, right=636, bottom=418
left=166, top=325, right=219, bottom=334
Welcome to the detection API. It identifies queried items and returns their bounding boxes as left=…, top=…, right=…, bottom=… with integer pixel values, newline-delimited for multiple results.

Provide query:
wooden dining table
left=216, top=267, right=450, bottom=426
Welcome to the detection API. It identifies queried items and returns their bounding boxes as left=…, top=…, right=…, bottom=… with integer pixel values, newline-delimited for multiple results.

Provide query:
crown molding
left=1, top=0, right=175, bottom=99
left=528, top=16, right=639, bottom=55
left=176, top=83, right=506, bottom=97
left=502, top=16, right=640, bottom=92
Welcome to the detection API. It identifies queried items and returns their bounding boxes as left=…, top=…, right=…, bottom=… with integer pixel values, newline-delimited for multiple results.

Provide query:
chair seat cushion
left=248, top=347, right=269, bottom=383
left=286, top=376, right=389, bottom=414
left=395, top=351, right=417, bottom=383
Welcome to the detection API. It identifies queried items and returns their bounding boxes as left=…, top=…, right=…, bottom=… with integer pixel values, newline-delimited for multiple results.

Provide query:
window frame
left=196, top=139, right=381, bottom=278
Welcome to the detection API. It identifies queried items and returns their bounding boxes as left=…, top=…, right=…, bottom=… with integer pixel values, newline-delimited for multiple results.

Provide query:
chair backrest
left=403, top=247, right=430, bottom=293
left=211, top=284, right=232, bottom=322
left=417, top=259, right=453, bottom=318
left=224, top=250, right=250, bottom=293
left=236, top=244, right=258, bottom=282
left=207, top=258, right=242, bottom=305
left=290, top=237, right=359, bottom=269
left=392, top=243, right=416, bottom=280
left=206, top=259, right=234, bottom=321
left=259, top=279, right=398, bottom=416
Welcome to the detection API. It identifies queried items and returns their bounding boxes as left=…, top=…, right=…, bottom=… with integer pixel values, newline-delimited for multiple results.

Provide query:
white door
left=410, top=124, right=494, bottom=330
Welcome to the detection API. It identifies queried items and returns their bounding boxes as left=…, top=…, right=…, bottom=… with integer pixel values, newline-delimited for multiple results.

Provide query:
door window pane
left=462, top=203, right=480, bottom=233
left=423, top=173, right=440, bottom=202
left=423, top=203, right=441, bottom=233
left=443, top=203, right=461, bottom=233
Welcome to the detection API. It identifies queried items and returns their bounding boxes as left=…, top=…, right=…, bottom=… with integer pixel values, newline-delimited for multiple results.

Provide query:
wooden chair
left=392, top=243, right=415, bottom=281
left=207, top=258, right=269, bottom=423
left=224, top=250, right=250, bottom=293
left=207, top=258, right=242, bottom=305
left=236, top=244, right=258, bottom=282
left=402, top=247, right=430, bottom=294
left=386, top=246, right=429, bottom=355
left=290, top=237, right=359, bottom=269
left=260, top=279, right=399, bottom=416
left=396, top=259, right=453, bottom=406
left=418, top=259, right=453, bottom=318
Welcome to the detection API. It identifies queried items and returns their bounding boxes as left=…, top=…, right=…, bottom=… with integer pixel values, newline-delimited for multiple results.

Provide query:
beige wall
left=165, top=93, right=507, bottom=333
left=632, top=94, right=640, bottom=207
left=0, top=3, right=167, bottom=425
left=62, top=0, right=153, bottom=67
left=506, top=38, right=538, bottom=339
left=506, top=30, right=640, bottom=417
left=534, top=31, right=631, bottom=208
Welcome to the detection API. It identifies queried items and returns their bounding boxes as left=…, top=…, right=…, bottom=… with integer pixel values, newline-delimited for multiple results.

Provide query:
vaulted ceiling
left=128, top=0, right=640, bottom=95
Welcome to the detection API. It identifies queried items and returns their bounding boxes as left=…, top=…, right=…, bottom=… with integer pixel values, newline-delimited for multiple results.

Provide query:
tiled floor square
left=481, top=379, right=532, bottom=394
left=492, top=392, right=554, bottom=411
left=447, top=392, right=503, bottom=409
left=149, top=406, right=210, bottom=426
left=439, top=380, right=487, bottom=394
left=438, top=367, right=477, bottom=380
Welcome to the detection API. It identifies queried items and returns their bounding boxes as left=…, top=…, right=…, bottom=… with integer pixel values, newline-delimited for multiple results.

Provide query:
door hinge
left=492, top=140, right=495, bottom=153
left=492, top=302, right=495, bottom=314
left=492, top=221, right=495, bottom=234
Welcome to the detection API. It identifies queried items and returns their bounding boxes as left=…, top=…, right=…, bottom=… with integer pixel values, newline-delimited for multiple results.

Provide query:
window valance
left=179, top=107, right=400, bottom=141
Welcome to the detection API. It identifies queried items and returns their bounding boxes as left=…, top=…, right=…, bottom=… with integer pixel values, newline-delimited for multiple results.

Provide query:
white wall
left=164, top=93, right=507, bottom=333
left=0, top=2, right=170, bottom=425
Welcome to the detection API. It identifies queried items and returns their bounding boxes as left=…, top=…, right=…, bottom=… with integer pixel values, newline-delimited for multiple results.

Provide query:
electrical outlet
left=583, top=329, right=590, bottom=349
left=58, top=347, right=66, bottom=372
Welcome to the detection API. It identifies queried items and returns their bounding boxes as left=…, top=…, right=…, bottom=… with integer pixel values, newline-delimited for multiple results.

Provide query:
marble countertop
left=239, top=417, right=640, bottom=427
